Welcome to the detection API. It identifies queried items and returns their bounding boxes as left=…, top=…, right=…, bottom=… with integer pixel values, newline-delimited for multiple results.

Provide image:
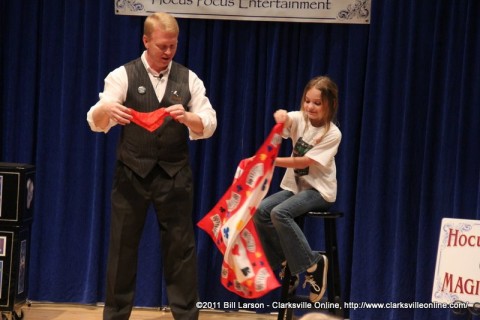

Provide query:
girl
left=253, top=76, right=341, bottom=302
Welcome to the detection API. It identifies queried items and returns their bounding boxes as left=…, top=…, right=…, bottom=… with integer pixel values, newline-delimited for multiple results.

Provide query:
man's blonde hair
left=144, top=12, right=179, bottom=37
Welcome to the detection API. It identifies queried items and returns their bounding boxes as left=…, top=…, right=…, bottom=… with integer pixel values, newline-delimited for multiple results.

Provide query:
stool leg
left=277, top=306, right=294, bottom=320
left=277, top=217, right=306, bottom=320
left=324, top=219, right=344, bottom=318
left=277, top=265, right=294, bottom=320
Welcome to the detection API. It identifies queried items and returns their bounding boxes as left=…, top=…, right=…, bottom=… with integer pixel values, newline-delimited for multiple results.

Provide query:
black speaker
left=0, top=225, right=31, bottom=312
left=0, top=163, right=35, bottom=319
left=0, top=163, right=35, bottom=225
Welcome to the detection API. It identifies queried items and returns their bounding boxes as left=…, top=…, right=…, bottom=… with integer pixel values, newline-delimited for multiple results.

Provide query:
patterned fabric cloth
left=129, top=108, right=170, bottom=132
left=198, top=123, right=284, bottom=298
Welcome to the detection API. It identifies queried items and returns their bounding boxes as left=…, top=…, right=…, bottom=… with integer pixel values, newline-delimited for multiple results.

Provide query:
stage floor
left=7, top=302, right=279, bottom=320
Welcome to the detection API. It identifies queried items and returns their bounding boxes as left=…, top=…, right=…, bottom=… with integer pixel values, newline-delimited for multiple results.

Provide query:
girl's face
left=303, top=88, right=325, bottom=126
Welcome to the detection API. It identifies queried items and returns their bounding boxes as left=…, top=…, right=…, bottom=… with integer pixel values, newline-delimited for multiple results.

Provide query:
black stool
left=277, top=211, right=344, bottom=320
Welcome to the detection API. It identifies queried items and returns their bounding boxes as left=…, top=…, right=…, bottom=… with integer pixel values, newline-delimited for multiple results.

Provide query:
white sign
left=115, top=0, right=371, bottom=24
left=0, top=176, right=2, bottom=217
left=432, top=218, right=480, bottom=306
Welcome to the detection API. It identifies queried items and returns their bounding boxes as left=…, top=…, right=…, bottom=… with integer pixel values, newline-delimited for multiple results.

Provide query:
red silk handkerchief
left=129, top=108, right=170, bottom=132
left=197, top=123, right=284, bottom=298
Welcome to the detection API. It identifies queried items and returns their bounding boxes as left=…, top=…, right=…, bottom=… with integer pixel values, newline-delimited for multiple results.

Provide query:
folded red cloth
left=129, top=108, right=170, bottom=132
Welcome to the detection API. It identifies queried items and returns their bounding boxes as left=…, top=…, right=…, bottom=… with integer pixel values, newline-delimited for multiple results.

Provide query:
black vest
left=117, top=59, right=192, bottom=178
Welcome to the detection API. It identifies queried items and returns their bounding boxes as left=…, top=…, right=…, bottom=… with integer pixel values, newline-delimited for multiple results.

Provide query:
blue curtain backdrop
left=1, top=1, right=480, bottom=319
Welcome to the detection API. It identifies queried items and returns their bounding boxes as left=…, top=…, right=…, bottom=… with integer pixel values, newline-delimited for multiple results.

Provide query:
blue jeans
left=253, top=189, right=333, bottom=275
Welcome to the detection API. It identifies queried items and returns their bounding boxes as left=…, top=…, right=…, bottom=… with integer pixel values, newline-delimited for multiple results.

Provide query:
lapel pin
left=138, top=86, right=146, bottom=94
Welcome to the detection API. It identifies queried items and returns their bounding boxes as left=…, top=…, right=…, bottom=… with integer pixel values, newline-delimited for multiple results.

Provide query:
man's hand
left=166, top=104, right=188, bottom=123
left=101, top=102, right=132, bottom=125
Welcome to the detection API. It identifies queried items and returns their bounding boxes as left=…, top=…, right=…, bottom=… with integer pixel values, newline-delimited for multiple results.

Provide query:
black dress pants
left=103, top=162, right=199, bottom=320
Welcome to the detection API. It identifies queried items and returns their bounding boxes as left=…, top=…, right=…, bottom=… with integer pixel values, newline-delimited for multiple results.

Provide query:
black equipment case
left=0, top=163, right=35, bottom=320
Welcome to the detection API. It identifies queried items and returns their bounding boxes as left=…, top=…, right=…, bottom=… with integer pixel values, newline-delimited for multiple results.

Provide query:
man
left=86, top=12, right=217, bottom=320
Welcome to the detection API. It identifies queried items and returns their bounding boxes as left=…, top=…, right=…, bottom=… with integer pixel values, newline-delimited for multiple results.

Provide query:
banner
left=197, top=123, right=284, bottom=298
left=432, top=218, right=480, bottom=306
left=115, top=0, right=371, bottom=24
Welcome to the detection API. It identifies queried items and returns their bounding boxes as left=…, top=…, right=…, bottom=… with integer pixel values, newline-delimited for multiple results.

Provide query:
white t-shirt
left=279, top=111, right=341, bottom=202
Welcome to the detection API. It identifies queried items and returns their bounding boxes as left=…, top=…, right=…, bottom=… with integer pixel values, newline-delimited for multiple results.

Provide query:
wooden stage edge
left=3, top=301, right=280, bottom=320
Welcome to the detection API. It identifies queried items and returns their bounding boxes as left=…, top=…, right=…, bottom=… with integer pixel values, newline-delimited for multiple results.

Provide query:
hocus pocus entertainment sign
left=115, top=0, right=371, bottom=24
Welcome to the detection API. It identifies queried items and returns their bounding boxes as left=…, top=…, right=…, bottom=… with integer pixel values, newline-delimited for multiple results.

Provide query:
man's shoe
left=303, top=255, right=328, bottom=302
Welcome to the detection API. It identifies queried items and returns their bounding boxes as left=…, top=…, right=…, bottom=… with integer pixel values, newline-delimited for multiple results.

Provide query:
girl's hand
left=274, top=109, right=289, bottom=124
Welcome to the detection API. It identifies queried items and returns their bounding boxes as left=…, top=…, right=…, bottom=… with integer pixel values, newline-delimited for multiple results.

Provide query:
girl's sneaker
left=303, top=255, right=328, bottom=302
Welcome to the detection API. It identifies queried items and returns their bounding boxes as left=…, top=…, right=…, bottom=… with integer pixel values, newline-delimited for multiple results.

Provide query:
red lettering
left=454, top=276, right=464, bottom=294
left=448, top=228, right=458, bottom=246
left=442, top=272, right=480, bottom=296
left=442, top=272, right=453, bottom=292
left=465, top=279, right=474, bottom=295
left=468, top=235, right=476, bottom=246
left=447, top=228, right=480, bottom=247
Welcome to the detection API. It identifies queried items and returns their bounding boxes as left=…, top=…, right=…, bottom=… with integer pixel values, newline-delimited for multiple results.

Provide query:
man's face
left=143, top=29, right=178, bottom=72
